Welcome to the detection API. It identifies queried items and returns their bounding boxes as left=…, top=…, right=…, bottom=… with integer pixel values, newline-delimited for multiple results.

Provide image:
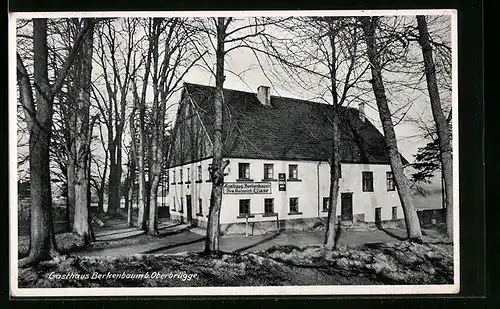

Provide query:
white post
left=245, top=215, right=249, bottom=237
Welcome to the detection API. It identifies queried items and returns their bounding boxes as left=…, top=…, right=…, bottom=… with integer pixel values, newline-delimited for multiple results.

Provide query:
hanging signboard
left=223, top=182, right=271, bottom=194
left=278, top=173, right=286, bottom=191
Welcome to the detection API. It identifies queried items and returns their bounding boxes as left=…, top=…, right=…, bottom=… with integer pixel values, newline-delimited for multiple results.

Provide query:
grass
left=18, top=233, right=87, bottom=258
left=18, top=240, right=453, bottom=288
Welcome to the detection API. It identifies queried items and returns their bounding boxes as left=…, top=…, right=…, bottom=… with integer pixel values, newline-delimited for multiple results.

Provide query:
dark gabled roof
left=172, top=82, right=407, bottom=166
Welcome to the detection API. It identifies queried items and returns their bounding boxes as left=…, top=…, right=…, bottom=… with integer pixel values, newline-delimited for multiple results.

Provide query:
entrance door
left=375, top=207, right=382, bottom=227
left=340, top=193, right=353, bottom=221
left=186, top=195, right=193, bottom=225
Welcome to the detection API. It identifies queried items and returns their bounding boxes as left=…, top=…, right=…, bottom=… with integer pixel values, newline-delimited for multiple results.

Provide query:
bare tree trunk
left=107, top=149, right=121, bottom=216
left=18, top=19, right=58, bottom=266
left=360, top=16, right=422, bottom=241
left=324, top=104, right=341, bottom=249
left=134, top=82, right=148, bottom=230
left=148, top=127, right=160, bottom=235
left=324, top=23, right=342, bottom=250
left=73, top=19, right=95, bottom=245
left=66, top=153, right=75, bottom=230
left=416, top=15, right=453, bottom=240
left=205, top=18, right=228, bottom=254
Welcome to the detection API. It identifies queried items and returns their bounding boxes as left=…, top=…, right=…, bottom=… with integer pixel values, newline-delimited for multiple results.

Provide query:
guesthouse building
left=166, top=83, right=407, bottom=234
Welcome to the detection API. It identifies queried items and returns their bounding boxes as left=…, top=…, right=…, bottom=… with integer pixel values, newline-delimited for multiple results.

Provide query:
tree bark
left=66, top=152, right=75, bottom=230
left=205, top=18, right=228, bottom=254
left=416, top=15, right=453, bottom=240
left=360, top=16, right=422, bottom=241
left=132, top=80, right=148, bottom=230
left=73, top=19, right=95, bottom=245
left=324, top=105, right=341, bottom=249
left=107, top=148, right=121, bottom=216
left=18, top=19, right=58, bottom=266
left=324, top=23, right=341, bottom=250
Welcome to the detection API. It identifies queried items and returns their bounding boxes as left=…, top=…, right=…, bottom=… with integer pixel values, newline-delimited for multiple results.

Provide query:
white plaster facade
left=167, top=157, right=403, bottom=227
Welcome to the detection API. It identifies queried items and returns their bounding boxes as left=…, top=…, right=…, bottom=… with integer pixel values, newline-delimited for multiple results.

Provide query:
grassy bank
left=18, top=241, right=453, bottom=288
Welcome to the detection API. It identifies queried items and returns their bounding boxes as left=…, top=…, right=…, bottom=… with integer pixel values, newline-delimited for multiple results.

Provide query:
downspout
left=317, top=162, right=321, bottom=218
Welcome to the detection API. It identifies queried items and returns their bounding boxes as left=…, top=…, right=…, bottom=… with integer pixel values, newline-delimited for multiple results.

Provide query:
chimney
left=257, top=86, right=271, bottom=107
left=358, top=102, right=365, bottom=122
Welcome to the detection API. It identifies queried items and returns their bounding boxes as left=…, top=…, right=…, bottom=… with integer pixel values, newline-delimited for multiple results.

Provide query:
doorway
left=340, top=193, right=353, bottom=222
left=186, top=195, right=193, bottom=225
left=375, top=207, right=382, bottom=227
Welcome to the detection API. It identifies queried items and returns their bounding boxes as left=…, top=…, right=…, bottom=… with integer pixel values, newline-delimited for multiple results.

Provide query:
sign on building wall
left=223, top=182, right=271, bottom=194
left=278, top=173, right=286, bottom=191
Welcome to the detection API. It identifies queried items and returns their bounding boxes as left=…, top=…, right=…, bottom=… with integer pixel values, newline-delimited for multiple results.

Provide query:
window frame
left=362, top=171, right=374, bottom=192
left=264, top=198, right=274, bottom=214
left=198, top=198, right=203, bottom=215
left=392, top=206, right=398, bottom=220
left=238, top=162, right=251, bottom=180
left=322, top=197, right=330, bottom=212
left=386, top=171, right=395, bottom=191
left=263, top=164, right=274, bottom=180
left=239, top=199, right=251, bottom=216
left=179, top=197, right=184, bottom=213
left=197, top=166, right=202, bottom=182
left=289, top=197, right=299, bottom=213
left=288, top=164, right=298, bottom=180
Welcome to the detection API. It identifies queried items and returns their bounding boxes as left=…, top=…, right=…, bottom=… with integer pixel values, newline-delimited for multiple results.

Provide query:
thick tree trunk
left=416, top=15, right=454, bottom=240
left=73, top=19, right=95, bottom=245
left=360, top=16, right=422, bottom=241
left=126, top=173, right=134, bottom=227
left=324, top=24, right=341, bottom=250
left=136, top=104, right=148, bottom=230
left=66, top=154, right=75, bottom=230
left=148, top=129, right=160, bottom=235
left=18, top=19, right=59, bottom=267
left=324, top=105, right=341, bottom=249
left=148, top=173, right=159, bottom=235
left=205, top=18, right=227, bottom=254
left=107, top=154, right=120, bottom=216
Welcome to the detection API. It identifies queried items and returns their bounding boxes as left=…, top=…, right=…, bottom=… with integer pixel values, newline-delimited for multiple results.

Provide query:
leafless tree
left=359, top=16, right=422, bottom=241
left=416, top=15, right=453, bottom=240
left=17, top=18, right=92, bottom=266
left=93, top=18, right=141, bottom=216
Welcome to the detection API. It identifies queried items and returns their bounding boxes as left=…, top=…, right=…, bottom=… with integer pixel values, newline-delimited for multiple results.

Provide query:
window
left=207, top=164, right=213, bottom=181
left=362, top=171, right=374, bottom=192
left=239, top=199, right=250, bottom=216
left=386, top=172, right=395, bottom=191
left=172, top=171, right=176, bottom=184
left=289, top=164, right=298, bottom=180
left=198, top=198, right=203, bottom=214
left=197, top=166, right=202, bottom=181
left=179, top=197, right=184, bottom=212
left=323, top=197, right=330, bottom=212
left=289, top=197, right=299, bottom=213
left=263, top=164, right=274, bottom=180
left=392, top=206, right=398, bottom=220
left=180, top=169, right=183, bottom=183
left=238, top=163, right=250, bottom=179
left=172, top=199, right=176, bottom=211
left=264, top=198, right=274, bottom=214
left=186, top=167, right=191, bottom=182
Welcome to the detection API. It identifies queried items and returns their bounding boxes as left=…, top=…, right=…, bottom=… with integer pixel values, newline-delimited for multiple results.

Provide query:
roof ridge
left=183, top=82, right=358, bottom=112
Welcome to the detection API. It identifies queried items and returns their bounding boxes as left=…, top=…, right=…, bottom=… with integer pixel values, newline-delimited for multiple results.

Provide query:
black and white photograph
left=9, top=10, right=459, bottom=296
